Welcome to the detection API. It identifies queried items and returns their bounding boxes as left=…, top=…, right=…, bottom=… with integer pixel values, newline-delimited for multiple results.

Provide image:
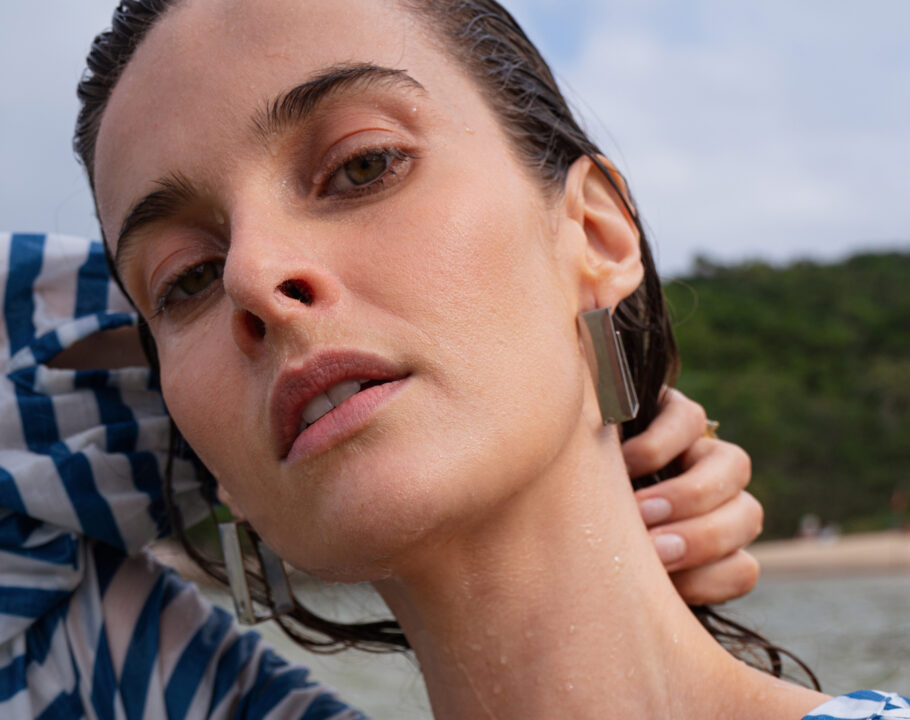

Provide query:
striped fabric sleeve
left=802, top=690, right=910, bottom=719
left=0, top=232, right=367, bottom=718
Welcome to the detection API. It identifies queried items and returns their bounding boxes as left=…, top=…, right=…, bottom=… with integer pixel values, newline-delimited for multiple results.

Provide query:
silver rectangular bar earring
left=577, top=307, right=640, bottom=424
left=218, top=520, right=294, bottom=625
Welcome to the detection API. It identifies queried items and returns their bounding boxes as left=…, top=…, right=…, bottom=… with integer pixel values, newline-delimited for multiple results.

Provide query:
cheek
left=157, top=317, right=259, bottom=479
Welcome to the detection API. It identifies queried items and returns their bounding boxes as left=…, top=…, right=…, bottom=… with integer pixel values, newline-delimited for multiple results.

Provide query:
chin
left=253, top=445, right=459, bottom=582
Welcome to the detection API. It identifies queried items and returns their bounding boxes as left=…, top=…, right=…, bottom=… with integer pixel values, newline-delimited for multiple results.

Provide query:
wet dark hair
left=75, top=0, right=817, bottom=687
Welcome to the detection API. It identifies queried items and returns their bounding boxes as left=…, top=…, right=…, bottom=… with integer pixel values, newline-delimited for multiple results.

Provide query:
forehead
left=93, top=0, right=481, bottom=238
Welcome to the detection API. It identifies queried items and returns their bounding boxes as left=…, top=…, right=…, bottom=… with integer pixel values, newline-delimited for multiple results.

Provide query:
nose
left=276, top=279, right=314, bottom=305
left=222, top=223, right=339, bottom=357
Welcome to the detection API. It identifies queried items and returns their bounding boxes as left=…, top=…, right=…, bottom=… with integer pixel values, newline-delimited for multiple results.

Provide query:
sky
left=1, top=1, right=907, bottom=276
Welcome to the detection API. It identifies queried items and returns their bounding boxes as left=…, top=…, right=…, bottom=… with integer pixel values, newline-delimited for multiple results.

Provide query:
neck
left=373, top=423, right=826, bottom=720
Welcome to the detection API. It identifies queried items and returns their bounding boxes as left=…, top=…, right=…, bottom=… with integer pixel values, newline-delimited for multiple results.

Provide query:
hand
left=47, top=325, right=147, bottom=370
left=623, top=388, right=762, bottom=605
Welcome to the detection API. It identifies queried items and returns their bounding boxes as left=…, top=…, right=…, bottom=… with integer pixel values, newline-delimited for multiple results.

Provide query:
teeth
left=298, top=379, right=368, bottom=432
left=301, top=393, right=334, bottom=426
left=326, top=379, right=361, bottom=406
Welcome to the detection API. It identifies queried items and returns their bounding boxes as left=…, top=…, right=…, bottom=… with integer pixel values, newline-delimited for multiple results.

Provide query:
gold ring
left=704, top=419, right=720, bottom=439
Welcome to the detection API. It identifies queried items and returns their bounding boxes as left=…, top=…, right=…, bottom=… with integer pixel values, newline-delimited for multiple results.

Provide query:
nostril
left=244, top=312, right=266, bottom=339
left=277, top=279, right=314, bottom=305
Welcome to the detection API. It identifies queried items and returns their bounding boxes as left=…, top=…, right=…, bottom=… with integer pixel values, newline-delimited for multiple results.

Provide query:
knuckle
left=729, top=444, right=752, bottom=487
left=709, top=522, right=727, bottom=554
left=633, top=434, right=660, bottom=464
left=689, top=399, right=708, bottom=430
left=733, top=552, right=761, bottom=596
left=699, top=517, right=724, bottom=558
left=744, top=492, right=764, bottom=525
left=662, top=386, right=683, bottom=407
left=686, top=478, right=707, bottom=504
left=738, top=494, right=764, bottom=542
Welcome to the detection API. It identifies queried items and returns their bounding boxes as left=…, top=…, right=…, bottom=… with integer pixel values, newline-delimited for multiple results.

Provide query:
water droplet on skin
left=267, top=131, right=280, bottom=157
left=213, top=210, right=225, bottom=225
left=672, top=633, right=679, bottom=644
left=568, top=624, right=576, bottom=634
left=499, top=655, right=508, bottom=665
left=565, top=682, right=575, bottom=692
left=410, top=106, right=418, bottom=114
left=464, top=124, right=475, bottom=134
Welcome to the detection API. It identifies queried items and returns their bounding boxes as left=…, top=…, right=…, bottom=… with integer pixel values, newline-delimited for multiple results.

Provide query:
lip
left=271, top=350, right=410, bottom=462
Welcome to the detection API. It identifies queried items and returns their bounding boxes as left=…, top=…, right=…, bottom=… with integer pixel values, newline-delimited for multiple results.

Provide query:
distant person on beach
left=2, top=0, right=909, bottom=718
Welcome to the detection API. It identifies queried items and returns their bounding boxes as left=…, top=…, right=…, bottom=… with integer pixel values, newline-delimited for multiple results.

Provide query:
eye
left=322, top=147, right=413, bottom=198
left=344, top=153, right=389, bottom=185
left=154, top=260, right=224, bottom=317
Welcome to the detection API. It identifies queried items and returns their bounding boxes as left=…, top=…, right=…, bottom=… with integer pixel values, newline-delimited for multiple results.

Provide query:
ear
left=563, top=155, right=644, bottom=312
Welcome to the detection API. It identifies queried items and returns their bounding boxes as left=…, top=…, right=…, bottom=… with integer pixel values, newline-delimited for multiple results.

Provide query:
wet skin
left=95, top=0, right=642, bottom=580
left=92, top=3, right=833, bottom=718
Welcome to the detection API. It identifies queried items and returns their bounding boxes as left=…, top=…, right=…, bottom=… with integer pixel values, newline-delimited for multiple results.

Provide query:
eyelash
left=318, top=145, right=415, bottom=199
left=150, top=146, right=415, bottom=318
left=151, top=259, right=224, bottom=319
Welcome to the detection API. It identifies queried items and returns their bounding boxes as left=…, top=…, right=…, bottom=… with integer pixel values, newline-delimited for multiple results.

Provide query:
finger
left=650, top=491, right=763, bottom=573
left=677, top=433, right=751, bottom=478
left=671, top=550, right=760, bottom=606
left=635, top=438, right=751, bottom=526
left=622, top=387, right=707, bottom=478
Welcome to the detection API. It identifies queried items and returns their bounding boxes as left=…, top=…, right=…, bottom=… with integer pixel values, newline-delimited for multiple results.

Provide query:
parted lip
left=271, top=349, right=409, bottom=460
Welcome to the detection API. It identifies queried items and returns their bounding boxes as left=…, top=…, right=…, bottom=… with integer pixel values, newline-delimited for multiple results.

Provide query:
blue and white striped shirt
left=802, top=690, right=910, bottom=719
left=0, top=232, right=365, bottom=719
left=2, top=232, right=907, bottom=720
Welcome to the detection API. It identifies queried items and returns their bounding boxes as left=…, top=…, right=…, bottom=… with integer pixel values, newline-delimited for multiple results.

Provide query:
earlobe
left=564, top=156, right=644, bottom=312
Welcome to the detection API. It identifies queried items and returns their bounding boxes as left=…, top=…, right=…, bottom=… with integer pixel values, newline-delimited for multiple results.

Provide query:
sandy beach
left=749, top=530, right=910, bottom=575
left=151, top=530, right=910, bottom=585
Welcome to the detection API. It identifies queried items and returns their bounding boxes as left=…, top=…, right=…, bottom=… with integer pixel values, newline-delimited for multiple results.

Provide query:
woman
left=7, top=0, right=907, bottom=718
left=0, top=230, right=756, bottom=720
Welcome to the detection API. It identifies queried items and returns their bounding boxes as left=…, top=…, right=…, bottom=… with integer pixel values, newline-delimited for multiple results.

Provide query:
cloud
left=0, top=1, right=119, bottom=239
left=505, top=0, right=910, bottom=274
left=2, top=1, right=907, bottom=274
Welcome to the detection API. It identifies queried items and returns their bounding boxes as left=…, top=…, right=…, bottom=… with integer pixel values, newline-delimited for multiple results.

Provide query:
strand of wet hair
left=161, top=422, right=409, bottom=652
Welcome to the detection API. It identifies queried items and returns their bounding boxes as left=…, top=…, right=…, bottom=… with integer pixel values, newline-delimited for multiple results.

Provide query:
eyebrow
left=114, top=173, right=198, bottom=277
left=114, top=63, right=426, bottom=277
left=252, top=63, right=425, bottom=140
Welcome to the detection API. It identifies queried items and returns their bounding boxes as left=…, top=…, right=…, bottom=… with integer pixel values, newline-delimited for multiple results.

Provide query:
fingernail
left=654, top=533, right=686, bottom=565
left=639, top=497, right=672, bottom=525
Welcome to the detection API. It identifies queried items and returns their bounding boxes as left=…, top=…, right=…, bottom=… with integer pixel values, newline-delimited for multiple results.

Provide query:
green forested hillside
left=663, top=252, right=910, bottom=539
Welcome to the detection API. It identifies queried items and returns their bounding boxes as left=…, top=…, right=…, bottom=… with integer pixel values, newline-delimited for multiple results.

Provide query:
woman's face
left=94, top=0, right=598, bottom=579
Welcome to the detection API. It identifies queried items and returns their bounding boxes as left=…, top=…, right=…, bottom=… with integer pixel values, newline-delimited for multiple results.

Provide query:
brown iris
left=343, top=153, right=389, bottom=186
left=176, top=262, right=221, bottom=296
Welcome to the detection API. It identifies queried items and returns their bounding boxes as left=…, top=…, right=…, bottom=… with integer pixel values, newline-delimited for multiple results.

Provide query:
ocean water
left=727, top=572, right=910, bottom=694
left=202, top=572, right=910, bottom=719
